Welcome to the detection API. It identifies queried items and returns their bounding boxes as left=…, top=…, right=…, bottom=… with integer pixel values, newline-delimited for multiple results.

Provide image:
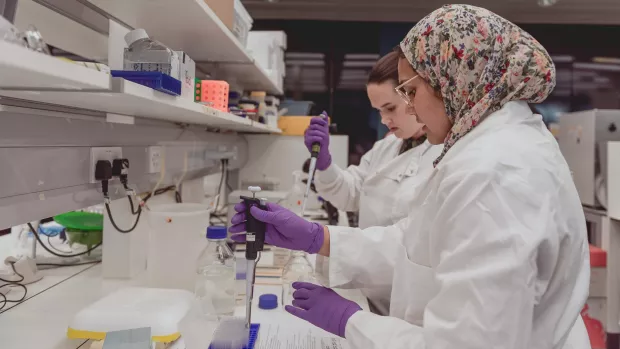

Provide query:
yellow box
left=278, top=116, right=331, bottom=136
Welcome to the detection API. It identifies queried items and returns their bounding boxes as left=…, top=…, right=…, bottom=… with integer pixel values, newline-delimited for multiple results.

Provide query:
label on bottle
left=247, top=234, right=256, bottom=242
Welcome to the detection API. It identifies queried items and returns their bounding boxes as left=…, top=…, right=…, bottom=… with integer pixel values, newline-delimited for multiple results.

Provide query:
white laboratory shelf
left=0, top=41, right=110, bottom=90
left=1, top=78, right=281, bottom=133
left=250, top=121, right=282, bottom=133
left=86, top=0, right=283, bottom=94
left=197, top=61, right=283, bottom=96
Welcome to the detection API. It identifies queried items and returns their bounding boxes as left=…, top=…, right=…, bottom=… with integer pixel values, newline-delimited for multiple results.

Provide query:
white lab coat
left=314, top=135, right=443, bottom=314
left=319, top=102, right=591, bottom=349
left=315, top=135, right=443, bottom=229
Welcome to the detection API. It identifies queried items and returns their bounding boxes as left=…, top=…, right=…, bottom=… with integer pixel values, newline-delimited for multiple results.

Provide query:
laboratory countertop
left=0, top=255, right=368, bottom=349
left=0, top=214, right=360, bottom=348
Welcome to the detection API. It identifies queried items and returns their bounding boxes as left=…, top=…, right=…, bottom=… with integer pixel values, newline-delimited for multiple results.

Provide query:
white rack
left=86, top=0, right=282, bottom=94
left=0, top=42, right=281, bottom=134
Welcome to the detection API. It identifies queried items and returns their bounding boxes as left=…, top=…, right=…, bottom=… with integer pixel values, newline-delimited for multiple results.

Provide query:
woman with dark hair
left=303, top=51, right=442, bottom=315
left=232, top=5, right=589, bottom=348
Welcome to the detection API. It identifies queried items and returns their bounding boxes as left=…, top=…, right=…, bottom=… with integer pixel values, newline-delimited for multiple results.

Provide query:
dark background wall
left=254, top=19, right=620, bottom=163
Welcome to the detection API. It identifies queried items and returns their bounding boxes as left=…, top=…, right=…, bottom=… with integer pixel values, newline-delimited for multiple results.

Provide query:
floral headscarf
left=400, top=5, right=556, bottom=165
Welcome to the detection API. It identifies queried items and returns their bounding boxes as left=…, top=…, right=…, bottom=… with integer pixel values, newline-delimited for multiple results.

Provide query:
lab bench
left=0, top=252, right=368, bottom=349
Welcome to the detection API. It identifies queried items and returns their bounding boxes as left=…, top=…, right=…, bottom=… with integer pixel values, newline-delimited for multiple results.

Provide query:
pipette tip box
left=111, top=70, right=182, bottom=96
left=209, top=323, right=260, bottom=349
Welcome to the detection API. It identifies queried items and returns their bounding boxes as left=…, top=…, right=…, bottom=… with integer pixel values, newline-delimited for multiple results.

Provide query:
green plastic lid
left=54, top=211, right=104, bottom=231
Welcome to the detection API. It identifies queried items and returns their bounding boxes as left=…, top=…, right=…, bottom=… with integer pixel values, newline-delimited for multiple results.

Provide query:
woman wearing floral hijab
left=230, top=5, right=590, bottom=348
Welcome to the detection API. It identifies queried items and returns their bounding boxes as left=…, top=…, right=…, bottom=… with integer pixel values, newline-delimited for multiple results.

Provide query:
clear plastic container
left=146, top=203, right=212, bottom=291
left=287, top=171, right=305, bottom=216
left=282, top=251, right=316, bottom=306
left=195, top=226, right=236, bottom=319
left=123, top=29, right=179, bottom=79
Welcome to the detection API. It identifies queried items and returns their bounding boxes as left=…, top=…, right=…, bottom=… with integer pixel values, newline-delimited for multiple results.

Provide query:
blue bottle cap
left=206, top=226, right=227, bottom=239
left=258, top=294, right=278, bottom=310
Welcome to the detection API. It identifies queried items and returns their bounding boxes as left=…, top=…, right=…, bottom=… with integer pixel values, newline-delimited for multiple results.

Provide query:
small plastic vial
left=195, top=226, right=236, bottom=318
left=282, top=251, right=316, bottom=306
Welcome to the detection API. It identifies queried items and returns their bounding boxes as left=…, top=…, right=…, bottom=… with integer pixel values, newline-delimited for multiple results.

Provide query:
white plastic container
left=123, top=28, right=180, bottom=79
left=146, top=203, right=212, bottom=291
left=232, top=0, right=253, bottom=46
left=68, top=287, right=193, bottom=343
left=246, top=31, right=287, bottom=74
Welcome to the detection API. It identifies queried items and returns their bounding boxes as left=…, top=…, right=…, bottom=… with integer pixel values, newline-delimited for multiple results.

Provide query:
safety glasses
left=395, top=75, right=419, bottom=105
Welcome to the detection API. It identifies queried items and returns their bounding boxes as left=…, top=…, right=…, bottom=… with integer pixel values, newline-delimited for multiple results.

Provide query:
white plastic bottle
left=282, top=251, right=316, bottom=306
left=288, top=170, right=305, bottom=216
left=195, top=226, right=236, bottom=318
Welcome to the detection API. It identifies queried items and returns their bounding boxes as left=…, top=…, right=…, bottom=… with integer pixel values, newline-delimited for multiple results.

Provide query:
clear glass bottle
left=123, top=28, right=179, bottom=79
left=195, top=226, right=236, bottom=318
left=282, top=251, right=316, bottom=305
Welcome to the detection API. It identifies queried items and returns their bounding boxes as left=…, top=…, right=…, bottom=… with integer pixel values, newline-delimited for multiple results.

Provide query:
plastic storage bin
left=195, top=80, right=229, bottom=112
left=278, top=116, right=331, bottom=136
left=232, top=0, right=253, bottom=46
left=146, top=203, right=212, bottom=291
left=111, top=70, right=181, bottom=96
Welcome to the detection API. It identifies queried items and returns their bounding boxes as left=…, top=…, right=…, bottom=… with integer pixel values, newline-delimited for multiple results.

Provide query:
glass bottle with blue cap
left=195, top=226, right=236, bottom=319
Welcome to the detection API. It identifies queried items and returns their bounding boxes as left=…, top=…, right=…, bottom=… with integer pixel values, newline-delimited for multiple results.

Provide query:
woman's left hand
left=285, top=282, right=361, bottom=338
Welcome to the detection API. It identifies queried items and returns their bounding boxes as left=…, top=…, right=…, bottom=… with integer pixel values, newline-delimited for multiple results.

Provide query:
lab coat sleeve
left=344, top=169, right=544, bottom=349
left=313, top=144, right=375, bottom=212
left=318, top=218, right=407, bottom=289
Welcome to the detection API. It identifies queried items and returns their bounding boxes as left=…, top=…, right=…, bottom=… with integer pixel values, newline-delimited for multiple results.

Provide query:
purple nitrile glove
left=285, top=282, right=361, bottom=338
left=228, top=202, right=325, bottom=254
left=304, top=112, right=332, bottom=171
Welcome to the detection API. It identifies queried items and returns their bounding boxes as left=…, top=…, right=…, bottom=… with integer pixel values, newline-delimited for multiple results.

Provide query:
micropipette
left=240, top=186, right=267, bottom=329
left=301, top=111, right=328, bottom=217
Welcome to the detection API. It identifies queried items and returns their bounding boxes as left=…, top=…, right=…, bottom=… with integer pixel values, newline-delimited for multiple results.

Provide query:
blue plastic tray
left=209, top=324, right=260, bottom=349
left=111, top=70, right=181, bottom=96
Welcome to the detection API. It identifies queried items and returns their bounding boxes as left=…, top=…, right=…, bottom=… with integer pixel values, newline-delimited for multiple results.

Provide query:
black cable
left=127, top=195, right=140, bottom=215
left=0, top=262, right=28, bottom=312
left=105, top=183, right=179, bottom=234
left=27, top=223, right=102, bottom=258
left=212, top=160, right=227, bottom=218
left=47, top=235, right=67, bottom=254
left=0, top=263, right=24, bottom=283
left=224, top=159, right=234, bottom=192
left=0, top=282, right=27, bottom=311
left=175, top=190, right=182, bottom=203
left=119, top=172, right=140, bottom=216
left=141, top=185, right=176, bottom=204
left=0, top=292, right=6, bottom=312
left=102, top=180, right=141, bottom=234
left=104, top=202, right=142, bottom=234
left=37, top=260, right=100, bottom=267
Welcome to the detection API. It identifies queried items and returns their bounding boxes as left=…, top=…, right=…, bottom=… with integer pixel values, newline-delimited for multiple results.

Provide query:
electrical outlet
left=90, top=147, right=123, bottom=183
left=147, top=146, right=163, bottom=174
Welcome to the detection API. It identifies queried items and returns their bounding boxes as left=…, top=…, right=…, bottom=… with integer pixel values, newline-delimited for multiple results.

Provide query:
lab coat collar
left=380, top=140, right=433, bottom=182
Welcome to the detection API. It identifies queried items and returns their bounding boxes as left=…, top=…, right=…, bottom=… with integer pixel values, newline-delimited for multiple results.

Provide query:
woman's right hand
left=304, top=114, right=332, bottom=171
left=229, top=202, right=325, bottom=254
